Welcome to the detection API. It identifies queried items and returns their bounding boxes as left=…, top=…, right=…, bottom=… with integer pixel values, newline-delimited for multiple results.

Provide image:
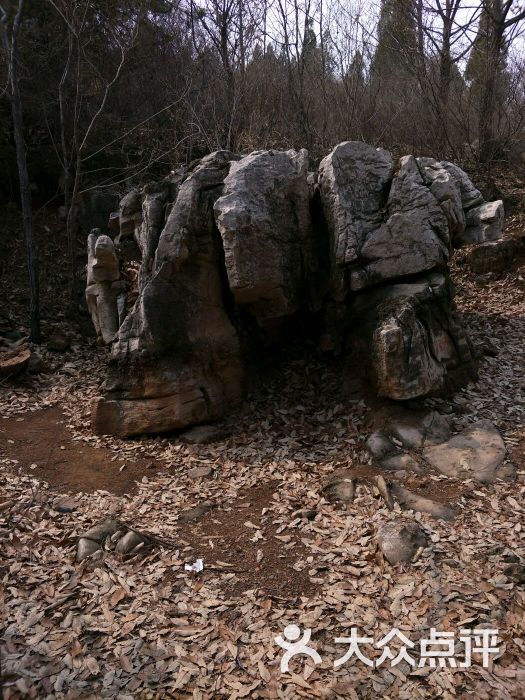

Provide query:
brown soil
left=0, top=406, right=151, bottom=495
left=177, top=482, right=317, bottom=600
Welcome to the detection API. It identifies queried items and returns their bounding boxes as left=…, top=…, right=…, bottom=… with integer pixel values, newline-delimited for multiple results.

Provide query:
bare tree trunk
left=1, top=0, right=40, bottom=342
left=478, top=21, right=505, bottom=162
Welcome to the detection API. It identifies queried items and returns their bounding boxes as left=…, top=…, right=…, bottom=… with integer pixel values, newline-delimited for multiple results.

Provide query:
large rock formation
left=87, top=142, right=503, bottom=436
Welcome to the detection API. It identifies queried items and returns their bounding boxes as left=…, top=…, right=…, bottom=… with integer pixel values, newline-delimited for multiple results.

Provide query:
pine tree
left=372, top=0, right=419, bottom=79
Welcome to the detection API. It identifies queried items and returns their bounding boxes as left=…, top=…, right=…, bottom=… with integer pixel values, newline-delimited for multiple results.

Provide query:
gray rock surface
left=461, top=200, right=504, bottom=245
left=318, top=141, right=393, bottom=299
left=423, top=419, right=509, bottom=483
left=86, top=232, right=124, bottom=344
left=465, top=238, right=519, bottom=275
left=353, top=156, right=450, bottom=290
left=391, top=483, right=456, bottom=520
left=76, top=538, right=102, bottom=562
left=377, top=520, right=427, bottom=564
left=215, top=149, right=317, bottom=324
left=88, top=143, right=489, bottom=436
left=115, top=531, right=145, bottom=554
left=350, top=272, right=477, bottom=400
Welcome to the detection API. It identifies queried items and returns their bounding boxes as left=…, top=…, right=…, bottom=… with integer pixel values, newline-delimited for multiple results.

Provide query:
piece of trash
left=184, top=558, right=204, bottom=573
left=119, top=464, right=126, bottom=472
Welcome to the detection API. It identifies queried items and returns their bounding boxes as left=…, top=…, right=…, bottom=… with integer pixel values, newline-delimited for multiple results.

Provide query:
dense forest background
left=0, top=0, right=524, bottom=340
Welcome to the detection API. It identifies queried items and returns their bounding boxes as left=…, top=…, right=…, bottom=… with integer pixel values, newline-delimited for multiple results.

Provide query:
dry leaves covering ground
left=2, top=250, right=525, bottom=698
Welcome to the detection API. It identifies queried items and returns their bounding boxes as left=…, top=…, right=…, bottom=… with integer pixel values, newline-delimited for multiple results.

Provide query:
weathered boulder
left=377, top=520, right=427, bottom=564
left=318, top=141, right=393, bottom=299
left=92, top=151, right=243, bottom=437
left=88, top=143, right=488, bottom=436
left=417, top=157, right=465, bottom=239
left=85, top=232, right=124, bottom=344
left=423, top=419, right=511, bottom=483
left=439, top=161, right=483, bottom=211
left=352, top=156, right=450, bottom=290
left=461, top=200, right=505, bottom=245
left=214, top=149, right=318, bottom=325
left=350, top=272, right=477, bottom=400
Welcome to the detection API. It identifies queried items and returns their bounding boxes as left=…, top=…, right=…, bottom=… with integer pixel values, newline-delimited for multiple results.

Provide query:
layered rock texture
left=87, top=142, right=504, bottom=437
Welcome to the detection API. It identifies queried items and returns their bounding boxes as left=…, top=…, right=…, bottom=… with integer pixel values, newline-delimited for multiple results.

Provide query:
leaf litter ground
left=1, top=258, right=525, bottom=698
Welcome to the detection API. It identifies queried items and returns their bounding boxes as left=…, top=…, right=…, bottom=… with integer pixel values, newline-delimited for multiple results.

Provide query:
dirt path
left=0, top=405, right=151, bottom=495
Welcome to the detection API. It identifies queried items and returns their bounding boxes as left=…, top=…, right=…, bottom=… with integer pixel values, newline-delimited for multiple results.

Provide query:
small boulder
left=465, top=238, right=519, bottom=276
left=178, top=501, right=215, bottom=523
left=322, top=474, right=356, bottom=505
left=462, top=200, right=504, bottom=245
left=115, top=531, right=146, bottom=554
left=377, top=521, right=427, bottom=565
left=188, top=466, right=214, bottom=480
left=423, top=420, right=508, bottom=483
left=366, top=431, right=395, bottom=460
left=81, top=518, right=121, bottom=543
left=390, top=483, right=456, bottom=520
left=77, top=538, right=101, bottom=562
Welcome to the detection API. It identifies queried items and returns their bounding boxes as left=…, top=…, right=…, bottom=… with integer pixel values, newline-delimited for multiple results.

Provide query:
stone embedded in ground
left=115, top=531, right=146, bottom=555
left=178, top=500, right=215, bottom=523
left=53, top=497, right=77, bottom=513
left=322, top=474, right=356, bottom=505
left=423, top=419, right=508, bottom=483
left=377, top=520, right=427, bottom=564
left=81, top=518, right=121, bottom=543
left=504, top=563, right=525, bottom=584
left=380, top=452, right=423, bottom=473
left=76, top=537, right=102, bottom=562
left=366, top=431, right=395, bottom=460
left=188, top=466, right=214, bottom=480
left=180, top=425, right=230, bottom=445
left=390, top=483, right=456, bottom=520
left=386, top=410, right=451, bottom=449
left=465, top=238, right=520, bottom=275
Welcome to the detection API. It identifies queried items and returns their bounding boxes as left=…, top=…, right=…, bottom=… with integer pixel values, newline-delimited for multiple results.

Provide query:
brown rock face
left=350, top=272, right=477, bottom=400
left=87, top=142, right=498, bottom=437
left=92, top=152, right=243, bottom=437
